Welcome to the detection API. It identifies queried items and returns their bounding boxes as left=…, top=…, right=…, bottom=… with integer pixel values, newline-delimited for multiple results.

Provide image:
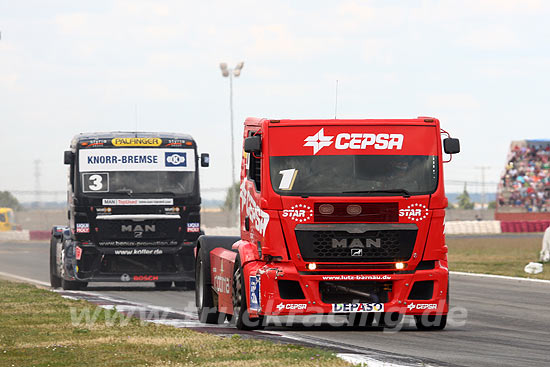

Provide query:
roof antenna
left=134, top=104, right=138, bottom=137
left=334, top=80, right=339, bottom=119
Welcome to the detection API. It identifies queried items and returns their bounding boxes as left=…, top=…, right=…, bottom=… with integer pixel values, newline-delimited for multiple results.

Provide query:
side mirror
left=64, top=150, right=74, bottom=165
left=444, top=138, right=460, bottom=154
left=200, top=153, right=210, bottom=167
left=244, top=135, right=261, bottom=154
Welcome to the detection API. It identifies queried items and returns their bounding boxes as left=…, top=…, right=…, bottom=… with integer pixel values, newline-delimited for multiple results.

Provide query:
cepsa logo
left=407, top=302, right=438, bottom=311
left=276, top=302, right=307, bottom=311
left=304, top=128, right=404, bottom=155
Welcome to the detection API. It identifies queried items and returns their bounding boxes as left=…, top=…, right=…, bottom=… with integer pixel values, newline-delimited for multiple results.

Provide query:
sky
left=1, top=0, right=549, bottom=201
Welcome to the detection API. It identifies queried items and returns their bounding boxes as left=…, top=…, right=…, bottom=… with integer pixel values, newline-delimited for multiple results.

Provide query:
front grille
left=320, top=281, right=392, bottom=303
left=95, top=220, right=180, bottom=242
left=295, top=223, right=417, bottom=262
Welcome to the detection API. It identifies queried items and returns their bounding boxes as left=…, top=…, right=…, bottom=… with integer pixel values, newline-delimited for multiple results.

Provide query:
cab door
left=240, top=128, right=268, bottom=245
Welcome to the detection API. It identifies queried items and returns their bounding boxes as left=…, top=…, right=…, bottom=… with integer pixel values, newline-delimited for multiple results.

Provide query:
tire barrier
left=445, top=220, right=502, bottom=235
left=29, top=230, right=51, bottom=240
left=0, top=230, right=30, bottom=241
left=500, top=220, right=550, bottom=233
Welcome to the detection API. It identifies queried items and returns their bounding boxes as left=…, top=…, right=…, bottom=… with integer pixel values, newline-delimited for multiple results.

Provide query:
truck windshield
left=80, top=171, right=195, bottom=195
left=78, top=147, right=196, bottom=196
left=270, top=155, right=437, bottom=196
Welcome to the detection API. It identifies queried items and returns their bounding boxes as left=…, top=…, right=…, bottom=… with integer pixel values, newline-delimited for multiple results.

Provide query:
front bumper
left=63, top=241, right=196, bottom=283
left=245, top=261, right=449, bottom=317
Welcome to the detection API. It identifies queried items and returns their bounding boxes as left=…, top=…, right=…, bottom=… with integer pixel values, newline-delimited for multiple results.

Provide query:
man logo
left=351, top=248, right=363, bottom=257
left=121, top=224, right=155, bottom=238
left=331, top=238, right=382, bottom=249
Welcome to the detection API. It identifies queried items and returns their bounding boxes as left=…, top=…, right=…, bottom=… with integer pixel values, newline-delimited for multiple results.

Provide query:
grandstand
left=496, top=139, right=550, bottom=224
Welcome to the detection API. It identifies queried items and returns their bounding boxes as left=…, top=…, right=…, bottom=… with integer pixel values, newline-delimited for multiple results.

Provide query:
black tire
left=62, top=279, right=87, bottom=290
left=49, top=237, right=62, bottom=288
left=414, top=314, right=447, bottom=331
left=195, top=247, right=222, bottom=323
left=381, top=312, right=403, bottom=329
left=154, top=282, right=172, bottom=290
left=174, top=281, right=195, bottom=290
left=232, top=257, right=264, bottom=330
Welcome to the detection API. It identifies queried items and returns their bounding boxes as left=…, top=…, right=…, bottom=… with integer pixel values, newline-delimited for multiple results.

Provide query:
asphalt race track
left=1, top=241, right=550, bottom=367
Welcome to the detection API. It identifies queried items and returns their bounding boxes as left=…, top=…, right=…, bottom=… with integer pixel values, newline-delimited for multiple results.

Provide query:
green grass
left=447, top=235, right=550, bottom=280
left=0, top=280, right=350, bottom=367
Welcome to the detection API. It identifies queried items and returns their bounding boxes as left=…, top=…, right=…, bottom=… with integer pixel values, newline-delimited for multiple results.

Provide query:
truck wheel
left=49, top=237, right=62, bottom=288
left=61, top=279, right=87, bottom=290
left=414, top=314, right=447, bottom=331
left=232, top=257, right=264, bottom=330
left=381, top=312, right=403, bottom=329
left=195, top=247, right=222, bottom=323
left=154, top=282, right=172, bottom=290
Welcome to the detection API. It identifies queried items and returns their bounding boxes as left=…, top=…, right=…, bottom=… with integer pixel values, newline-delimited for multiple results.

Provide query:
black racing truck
left=50, top=132, right=209, bottom=290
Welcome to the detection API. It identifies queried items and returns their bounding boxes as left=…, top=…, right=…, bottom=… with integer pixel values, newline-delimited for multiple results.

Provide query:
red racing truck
left=195, top=117, right=460, bottom=330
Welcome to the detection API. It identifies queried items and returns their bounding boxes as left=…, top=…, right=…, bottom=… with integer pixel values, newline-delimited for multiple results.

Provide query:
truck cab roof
left=245, top=117, right=440, bottom=127
left=70, top=132, right=196, bottom=149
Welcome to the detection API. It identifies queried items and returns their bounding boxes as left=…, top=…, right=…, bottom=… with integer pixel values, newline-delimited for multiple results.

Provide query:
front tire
left=232, top=257, right=263, bottom=330
left=195, top=247, right=222, bottom=324
left=49, top=237, right=62, bottom=288
left=414, top=314, right=447, bottom=331
left=61, top=279, right=87, bottom=290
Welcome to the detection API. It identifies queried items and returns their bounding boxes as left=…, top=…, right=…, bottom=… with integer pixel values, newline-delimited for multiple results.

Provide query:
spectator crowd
left=498, top=142, right=550, bottom=212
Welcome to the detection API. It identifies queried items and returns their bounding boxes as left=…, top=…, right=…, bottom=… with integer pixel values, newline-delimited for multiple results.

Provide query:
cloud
left=426, top=93, right=480, bottom=111
left=459, top=26, right=520, bottom=50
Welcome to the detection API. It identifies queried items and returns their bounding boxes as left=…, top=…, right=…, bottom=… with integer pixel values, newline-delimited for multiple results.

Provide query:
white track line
left=450, top=271, right=550, bottom=284
left=0, top=271, right=50, bottom=287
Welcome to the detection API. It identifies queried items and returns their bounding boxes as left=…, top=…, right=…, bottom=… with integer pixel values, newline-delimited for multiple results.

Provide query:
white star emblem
left=276, top=302, right=285, bottom=311
left=407, top=303, right=415, bottom=311
left=304, top=128, right=334, bottom=155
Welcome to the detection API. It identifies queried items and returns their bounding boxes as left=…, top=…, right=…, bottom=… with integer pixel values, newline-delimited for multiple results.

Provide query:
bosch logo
left=399, top=203, right=429, bottom=222
left=133, top=275, right=159, bottom=281
left=120, top=274, right=131, bottom=282
left=304, top=128, right=404, bottom=155
left=165, top=152, right=187, bottom=167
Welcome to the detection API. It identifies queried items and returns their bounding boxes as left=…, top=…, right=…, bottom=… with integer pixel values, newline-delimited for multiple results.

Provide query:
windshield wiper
left=135, top=191, right=176, bottom=196
left=114, top=189, right=133, bottom=196
left=342, top=189, right=412, bottom=198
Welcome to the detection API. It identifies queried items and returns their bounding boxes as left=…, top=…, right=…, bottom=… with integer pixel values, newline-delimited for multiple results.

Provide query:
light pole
left=219, top=61, right=244, bottom=218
